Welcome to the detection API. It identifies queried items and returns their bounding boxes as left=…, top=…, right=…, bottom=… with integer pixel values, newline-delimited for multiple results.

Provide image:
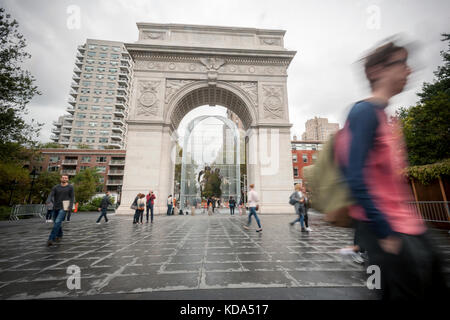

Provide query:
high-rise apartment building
left=51, top=39, right=133, bottom=149
left=301, top=117, right=339, bottom=141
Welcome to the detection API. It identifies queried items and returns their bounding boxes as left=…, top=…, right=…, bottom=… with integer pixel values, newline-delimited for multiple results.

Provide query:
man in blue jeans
left=96, top=191, right=111, bottom=224
left=47, top=175, right=74, bottom=246
left=243, top=184, right=262, bottom=232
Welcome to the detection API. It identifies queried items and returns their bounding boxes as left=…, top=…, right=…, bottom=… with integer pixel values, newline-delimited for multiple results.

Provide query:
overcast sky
left=3, top=0, right=449, bottom=142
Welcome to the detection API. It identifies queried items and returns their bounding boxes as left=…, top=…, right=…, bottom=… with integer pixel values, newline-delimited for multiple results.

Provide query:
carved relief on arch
left=136, top=81, right=161, bottom=118
left=165, top=80, right=196, bottom=104
left=262, top=85, right=284, bottom=119
left=230, top=82, right=258, bottom=107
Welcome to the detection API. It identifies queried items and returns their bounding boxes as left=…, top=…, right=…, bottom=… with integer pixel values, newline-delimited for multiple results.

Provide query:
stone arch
left=165, top=81, right=257, bottom=131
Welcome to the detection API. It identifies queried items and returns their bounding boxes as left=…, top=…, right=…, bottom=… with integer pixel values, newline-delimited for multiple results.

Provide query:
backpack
left=288, top=193, right=297, bottom=206
left=304, top=132, right=354, bottom=227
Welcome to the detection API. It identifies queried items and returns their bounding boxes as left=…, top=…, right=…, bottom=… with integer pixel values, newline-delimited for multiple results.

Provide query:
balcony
left=71, top=82, right=80, bottom=89
left=50, top=135, right=59, bottom=141
left=118, top=78, right=128, bottom=85
left=68, top=98, right=76, bottom=106
left=61, top=169, right=77, bottom=175
left=106, top=180, right=123, bottom=186
left=60, top=140, right=70, bottom=145
left=52, top=121, right=62, bottom=126
left=75, top=58, right=83, bottom=66
left=62, top=159, right=78, bottom=165
left=62, top=123, right=72, bottom=128
left=65, top=115, right=74, bottom=121
left=108, top=142, right=124, bottom=149
left=51, top=128, right=61, bottom=134
left=115, top=102, right=125, bottom=109
left=72, top=74, right=80, bottom=81
left=61, top=131, right=71, bottom=137
left=73, top=67, right=82, bottom=74
left=108, top=170, right=124, bottom=176
left=77, top=45, right=85, bottom=53
left=76, top=52, right=83, bottom=59
left=109, top=159, right=125, bottom=165
left=113, top=110, right=125, bottom=117
left=111, top=134, right=123, bottom=141
left=112, top=126, right=124, bottom=134
left=66, top=107, right=75, bottom=114
left=113, top=118, right=124, bottom=126
left=69, top=90, right=78, bottom=98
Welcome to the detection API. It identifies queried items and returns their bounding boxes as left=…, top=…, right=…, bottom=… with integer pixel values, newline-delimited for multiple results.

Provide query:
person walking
left=238, top=197, right=244, bottom=216
left=167, top=195, right=173, bottom=216
left=132, top=193, right=141, bottom=224
left=229, top=196, right=236, bottom=215
left=289, top=184, right=307, bottom=232
left=212, top=197, right=216, bottom=213
left=334, top=39, right=448, bottom=300
left=146, top=190, right=156, bottom=223
left=45, top=195, right=54, bottom=223
left=96, top=191, right=111, bottom=224
left=207, top=202, right=213, bottom=216
left=135, top=193, right=146, bottom=224
left=302, top=186, right=312, bottom=232
left=46, top=174, right=75, bottom=246
left=243, top=184, right=262, bottom=232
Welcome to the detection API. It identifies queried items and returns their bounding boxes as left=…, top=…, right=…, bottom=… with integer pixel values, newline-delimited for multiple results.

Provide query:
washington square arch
left=116, top=23, right=297, bottom=215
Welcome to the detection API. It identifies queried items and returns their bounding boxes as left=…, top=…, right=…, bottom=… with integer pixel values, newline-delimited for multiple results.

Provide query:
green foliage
left=397, top=33, right=450, bottom=166
left=79, top=195, right=115, bottom=212
left=33, top=171, right=61, bottom=203
left=0, top=8, right=42, bottom=160
left=0, top=205, right=12, bottom=221
left=76, top=143, right=91, bottom=149
left=0, top=162, right=30, bottom=205
left=201, top=167, right=222, bottom=198
left=405, top=158, right=450, bottom=185
left=71, top=167, right=102, bottom=205
left=39, top=142, right=63, bottom=149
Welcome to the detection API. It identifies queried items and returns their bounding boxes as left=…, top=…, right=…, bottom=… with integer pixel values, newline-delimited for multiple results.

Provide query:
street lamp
left=27, top=168, right=39, bottom=204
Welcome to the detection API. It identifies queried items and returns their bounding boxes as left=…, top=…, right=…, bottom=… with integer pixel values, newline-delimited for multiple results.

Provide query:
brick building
left=33, top=149, right=126, bottom=200
left=291, top=140, right=323, bottom=185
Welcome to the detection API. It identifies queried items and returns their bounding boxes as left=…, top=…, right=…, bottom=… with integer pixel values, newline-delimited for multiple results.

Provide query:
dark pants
left=167, top=205, right=173, bottom=215
left=49, top=209, right=66, bottom=241
left=46, top=209, right=53, bottom=220
left=304, top=207, right=309, bottom=228
left=230, top=206, right=235, bottom=215
left=65, top=210, right=71, bottom=221
left=358, top=222, right=448, bottom=300
left=133, top=209, right=142, bottom=223
left=247, top=207, right=262, bottom=228
left=96, top=208, right=108, bottom=223
left=146, top=204, right=154, bottom=222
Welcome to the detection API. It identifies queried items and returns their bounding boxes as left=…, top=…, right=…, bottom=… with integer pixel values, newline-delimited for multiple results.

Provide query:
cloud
left=2, top=0, right=449, bottom=142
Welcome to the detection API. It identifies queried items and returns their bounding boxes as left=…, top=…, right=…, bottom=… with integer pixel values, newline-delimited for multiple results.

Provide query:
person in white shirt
left=244, top=184, right=262, bottom=232
left=167, top=195, right=173, bottom=216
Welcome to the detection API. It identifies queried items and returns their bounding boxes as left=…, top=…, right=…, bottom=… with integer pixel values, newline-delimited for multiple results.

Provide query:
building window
left=94, top=89, right=102, bottom=95
left=87, top=51, right=96, bottom=56
left=109, top=68, right=117, bottom=73
left=102, top=115, right=112, bottom=120
left=93, top=97, right=101, bottom=103
left=49, top=156, right=59, bottom=163
left=99, top=176, right=105, bottom=183
left=104, top=97, right=113, bottom=103
left=96, top=74, right=104, bottom=80
left=80, top=96, right=89, bottom=102
left=104, top=106, right=113, bottom=112
left=107, top=75, right=116, bottom=81
left=91, top=105, right=101, bottom=111
left=112, top=46, right=120, bottom=52
left=101, top=46, right=109, bottom=51
left=82, top=81, right=91, bottom=86
left=90, top=114, right=100, bottom=120
left=98, top=60, right=107, bottom=65
left=293, top=167, right=298, bottom=177
left=101, top=122, right=111, bottom=128
left=99, top=52, right=107, bottom=58
left=107, top=82, right=115, bottom=88
left=85, top=66, right=94, bottom=72
left=80, top=166, right=89, bottom=171
left=111, top=53, right=119, bottom=59
left=88, top=129, right=96, bottom=135
left=83, top=73, right=92, bottom=79
left=74, top=130, right=83, bottom=135
left=86, top=137, right=95, bottom=143
left=293, top=154, right=297, bottom=162
left=88, top=44, right=97, bottom=50
left=75, top=121, right=84, bottom=127
left=72, top=137, right=82, bottom=143
left=81, top=156, right=91, bottom=163
left=48, top=166, right=59, bottom=172
left=312, top=154, right=317, bottom=163
left=86, top=59, right=95, bottom=64
left=89, top=122, right=97, bottom=127
left=97, top=67, right=106, bottom=72
left=110, top=61, right=119, bottom=66
left=77, top=113, right=86, bottom=119
left=80, top=88, right=90, bottom=94
left=106, top=90, right=114, bottom=95
left=99, top=138, right=108, bottom=143
left=303, top=154, right=308, bottom=163
left=96, top=156, right=107, bottom=163
left=95, top=81, right=104, bottom=87
left=100, top=130, right=109, bottom=136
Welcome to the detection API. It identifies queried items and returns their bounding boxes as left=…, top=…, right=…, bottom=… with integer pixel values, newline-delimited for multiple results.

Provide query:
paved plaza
left=0, top=211, right=449, bottom=300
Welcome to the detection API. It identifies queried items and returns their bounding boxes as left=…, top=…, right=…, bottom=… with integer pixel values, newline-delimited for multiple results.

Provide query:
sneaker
left=305, top=227, right=312, bottom=232
left=256, top=228, right=262, bottom=232
left=96, top=222, right=100, bottom=224
left=47, top=240, right=53, bottom=246
left=105, top=221, right=109, bottom=223
left=337, top=247, right=356, bottom=255
left=289, top=222, right=295, bottom=226
left=352, top=252, right=365, bottom=264
left=243, top=225, right=250, bottom=230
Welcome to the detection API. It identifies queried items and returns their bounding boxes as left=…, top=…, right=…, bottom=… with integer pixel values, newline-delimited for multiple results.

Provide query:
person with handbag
left=289, top=184, right=307, bottom=232
left=243, top=184, right=262, bottom=232
left=136, top=193, right=146, bottom=224
left=46, top=174, right=74, bottom=246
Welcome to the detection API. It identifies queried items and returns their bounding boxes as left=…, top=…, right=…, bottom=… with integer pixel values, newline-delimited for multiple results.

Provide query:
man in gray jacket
left=96, top=191, right=111, bottom=224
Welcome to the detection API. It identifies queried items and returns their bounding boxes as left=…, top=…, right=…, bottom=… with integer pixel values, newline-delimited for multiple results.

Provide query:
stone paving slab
left=0, top=211, right=449, bottom=300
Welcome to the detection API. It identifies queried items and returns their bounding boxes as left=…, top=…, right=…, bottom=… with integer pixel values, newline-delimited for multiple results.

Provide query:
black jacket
left=100, top=195, right=111, bottom=209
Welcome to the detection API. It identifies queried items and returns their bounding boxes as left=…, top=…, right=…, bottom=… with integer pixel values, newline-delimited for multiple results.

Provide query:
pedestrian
left=229, top=196, right=236, bottom=215
left=167, top=194, right=173, bottom=216
left=96, top=191, right=111, bottom=224
left=207, top=202, right=213, bottom=216
left=334, top=38, right=448, bottom=300
left=243, top=184, right=262, bottom=232
left=238, top=197, right=244, bottom=216
left=302, top=186, right=312, bottom=232
left=212, top=197, right=216, bottom=213
left=45, top=194, right=54, bottom=223
left=136, top=193, right=146, bottom=224
left=46, top=174, right=75, bottom=246
left=132, top=193, right=140, bottom=224
left=289, top=184, right=307, bottom=232
left=146, top=190, right=156, bottom=223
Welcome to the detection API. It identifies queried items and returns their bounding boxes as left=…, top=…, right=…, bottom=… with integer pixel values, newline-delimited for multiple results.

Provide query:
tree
left=397, top=33, right=450, bottom=166
left=39, top=142, right=63, bottom=149
left=32, top=171, right=61, bottom=203
left=0, top=162, right=30, bottom=205
left=71, top=168, right=102, bottom=205
left=0, top=8, right=42, bottom=161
